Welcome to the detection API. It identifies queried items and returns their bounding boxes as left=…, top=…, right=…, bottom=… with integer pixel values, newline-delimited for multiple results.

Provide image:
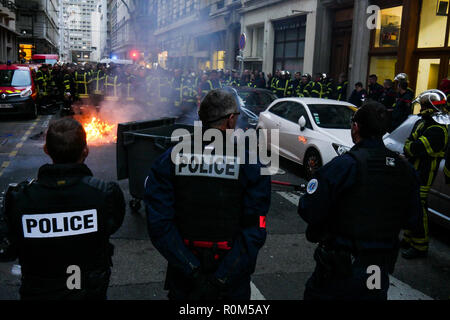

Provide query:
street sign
left=239, top=33, right=246, bottom=50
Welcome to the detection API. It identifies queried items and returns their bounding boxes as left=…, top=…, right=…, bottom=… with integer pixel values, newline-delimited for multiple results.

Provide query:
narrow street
left=0, top=113, right=449, bottom=300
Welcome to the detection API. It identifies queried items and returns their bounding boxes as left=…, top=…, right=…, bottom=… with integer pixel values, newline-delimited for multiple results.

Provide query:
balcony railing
left=0, top=0, right=17, bottom=12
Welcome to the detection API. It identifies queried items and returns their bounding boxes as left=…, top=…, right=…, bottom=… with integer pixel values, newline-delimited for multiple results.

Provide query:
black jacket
left=391, top=89, right=414, bottom=132
left=0, top=163, right=125, bottom=300
left=368, top=83, right=384, bottom=102
left=349, top=89, right=368, bottom=108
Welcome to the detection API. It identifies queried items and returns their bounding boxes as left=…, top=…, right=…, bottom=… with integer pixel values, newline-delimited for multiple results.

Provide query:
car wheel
left=304, top=149, right=322, bottom=181
left=29, top=103, right=38, bottom=120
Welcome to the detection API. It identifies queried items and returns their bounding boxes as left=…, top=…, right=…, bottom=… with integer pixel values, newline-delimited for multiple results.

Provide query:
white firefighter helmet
left=413, top=89, right=450, bottom=124
left=394, top=73, right=408, bottom=82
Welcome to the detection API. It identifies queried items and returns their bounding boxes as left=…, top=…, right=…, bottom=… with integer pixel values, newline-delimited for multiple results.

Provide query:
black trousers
left=304, top=259, right=390, bottom=301
left=20, top=268, right=111, bottom=300
left=165, top=264, right=251, bottom=301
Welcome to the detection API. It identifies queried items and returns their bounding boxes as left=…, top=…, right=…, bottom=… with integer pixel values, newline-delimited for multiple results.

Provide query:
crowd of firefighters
left=31, top=63, right=354, bottom=115
left=32, top=63, right=269, bottom=115
left=31, top=62, right=450, bottom=130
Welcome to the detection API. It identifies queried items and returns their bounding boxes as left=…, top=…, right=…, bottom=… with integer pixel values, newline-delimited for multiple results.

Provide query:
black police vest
left=173, top=151, right=244, bottom=243
left=330, top=146, right=415, bottom=242
left=8, top=172, right=112, bottom=278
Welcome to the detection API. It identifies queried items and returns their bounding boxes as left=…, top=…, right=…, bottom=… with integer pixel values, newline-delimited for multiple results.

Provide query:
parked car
left=0, top=64, right=38, bottom=119
left=257, top=97, right=357, bottom=179
left=223, top=86, right=277, bottom=130
left=383, top=114, right=450, bottom=230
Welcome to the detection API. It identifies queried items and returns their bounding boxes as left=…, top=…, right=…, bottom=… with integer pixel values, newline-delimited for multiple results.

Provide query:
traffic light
left=129, top=50, right=140, bottom=60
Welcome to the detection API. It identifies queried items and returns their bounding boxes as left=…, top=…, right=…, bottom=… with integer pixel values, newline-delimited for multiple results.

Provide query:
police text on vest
left=175, top=154, right=239, bottom=180
left=22, top=209, right=98, bottom=238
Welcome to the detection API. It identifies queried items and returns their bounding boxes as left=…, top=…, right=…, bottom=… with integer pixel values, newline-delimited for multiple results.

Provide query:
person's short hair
left=45, top=118, right=87, bottom=164
left=384, top=79, right=393, bottom=87
left=369, top=74, right=377, bottom=79
left=199, top=89, right=238, bottom=127
left=353, top=101, right=388, bottom=139
left=355, top=82, right=363, bottom=88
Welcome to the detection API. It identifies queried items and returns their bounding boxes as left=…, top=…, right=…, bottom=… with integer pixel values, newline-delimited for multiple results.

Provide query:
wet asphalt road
left=0, top=111, right=449, bottom=300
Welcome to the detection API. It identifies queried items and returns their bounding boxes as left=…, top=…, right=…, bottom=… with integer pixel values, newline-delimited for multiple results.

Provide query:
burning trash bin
left=116, top=117, right=194, bottom=212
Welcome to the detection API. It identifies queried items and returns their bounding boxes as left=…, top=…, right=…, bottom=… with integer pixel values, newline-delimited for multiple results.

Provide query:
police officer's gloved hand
left=188, top=271, right=224, bottom=300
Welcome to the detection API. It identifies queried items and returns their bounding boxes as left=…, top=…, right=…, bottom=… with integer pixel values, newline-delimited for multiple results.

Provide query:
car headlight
left=20, top=88, right=32, bottom=98
left=332, top=143, right=351, bottom=155
left=248, top=118, right=258, bottom=126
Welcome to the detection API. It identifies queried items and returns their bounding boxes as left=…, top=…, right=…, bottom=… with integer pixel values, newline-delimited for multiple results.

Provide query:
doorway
left=329, top=7, right=353, bottom=80
left=413, top=55, right=450, bottom=113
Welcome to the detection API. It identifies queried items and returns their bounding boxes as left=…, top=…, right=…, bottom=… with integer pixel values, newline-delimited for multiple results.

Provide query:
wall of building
left=61, top=0, right=97, bottom=62
left=154, top=0, right=239, bottom=71
left=16, top=0, right=60, bottom=56
left=240, top=0, right=318, bottom=76
left=108, top=0, right=157, bottom=61
left=347, top=0, right=370, bottom=91
left=0, top=0, right=19, bottom=62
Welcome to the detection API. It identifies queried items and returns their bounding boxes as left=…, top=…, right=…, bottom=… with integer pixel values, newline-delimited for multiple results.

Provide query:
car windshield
left=308, top=104, right=355, bottom=129
left=236, top=90, right=276, bottom=113
left=32, top=59, right=57, bottom=65
left=0, top=70, right=31, bottom=87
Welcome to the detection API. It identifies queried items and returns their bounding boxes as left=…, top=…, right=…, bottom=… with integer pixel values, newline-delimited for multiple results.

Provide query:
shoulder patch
left=386, top=157, right=396, bottom=167
left=307, top=179, right=319, bottom=194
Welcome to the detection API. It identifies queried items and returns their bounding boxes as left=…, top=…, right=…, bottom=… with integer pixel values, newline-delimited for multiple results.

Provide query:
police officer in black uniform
left=298, top=101, right=421, bottom=300
left=144, top=89, right=271, bottom=300
left=0, top=118, right=125, bottom=300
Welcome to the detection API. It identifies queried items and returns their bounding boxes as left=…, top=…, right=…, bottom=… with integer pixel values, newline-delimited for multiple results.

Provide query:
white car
left=257, top=98, right=357, bottom=179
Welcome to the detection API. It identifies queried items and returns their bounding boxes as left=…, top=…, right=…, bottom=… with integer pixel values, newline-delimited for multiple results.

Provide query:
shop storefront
left=19, top=43, right=33, bottom=61
left=369, top=0, right=450, bottom=96
left=368, top=4, right=402, bottom=85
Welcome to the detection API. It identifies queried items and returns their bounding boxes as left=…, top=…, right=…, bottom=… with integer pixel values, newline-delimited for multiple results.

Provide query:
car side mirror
left=298, top=116, right=306, bottom=131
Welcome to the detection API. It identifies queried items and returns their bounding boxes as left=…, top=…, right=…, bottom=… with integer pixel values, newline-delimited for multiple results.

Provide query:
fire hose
left=271, top=180, right=307, bottom=192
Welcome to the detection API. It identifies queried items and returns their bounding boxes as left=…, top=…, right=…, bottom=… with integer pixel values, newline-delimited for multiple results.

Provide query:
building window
left=273, top=16, right=306, bottom=75
left=417, top=0, right=448, bottom=48
left=374, top=6, right=402, bottom=48
left=369, top=56, right=397, bottom=84
left=213, top=50, right=225, bottom=70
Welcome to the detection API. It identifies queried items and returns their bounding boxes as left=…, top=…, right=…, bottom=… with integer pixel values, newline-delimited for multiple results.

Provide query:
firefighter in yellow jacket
left=402, top=90, right=449, bottom=259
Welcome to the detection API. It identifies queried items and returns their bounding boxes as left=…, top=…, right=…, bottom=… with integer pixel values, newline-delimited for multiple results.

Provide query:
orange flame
left=82, top=117, right=117, bottom=145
